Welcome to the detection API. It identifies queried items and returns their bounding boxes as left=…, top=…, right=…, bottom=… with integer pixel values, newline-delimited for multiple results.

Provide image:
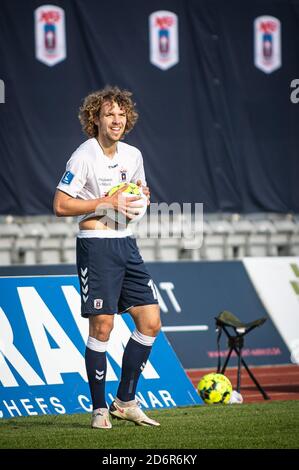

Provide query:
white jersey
left=56, top=138, right=146, bottom=235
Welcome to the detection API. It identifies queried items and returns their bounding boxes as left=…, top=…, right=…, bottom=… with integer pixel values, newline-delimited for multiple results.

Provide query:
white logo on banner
left=243, top=257, right=299, bottom=364
left=254, top=16, right=281, bottom=74
left=34, top=4, right=67, bottom=67
left=149, top=11, right=179, bottom=70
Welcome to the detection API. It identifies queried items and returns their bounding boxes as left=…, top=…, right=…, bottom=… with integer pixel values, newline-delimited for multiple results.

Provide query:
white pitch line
left=240, top=372, right=299, bottom=378
left=246, top=392, right=294, bottom=398
left=238, top=382, right=298, bottom=387
left=162, top=325, right=209, bottom=332
left=187, top=371, right=299, bottom=378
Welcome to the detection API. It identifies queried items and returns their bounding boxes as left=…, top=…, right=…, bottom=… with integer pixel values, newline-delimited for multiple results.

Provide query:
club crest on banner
left=34, top=4, right=67, bottom=67
left=149, top=11, right=179, bottom=71
left=254, top=16, right=281, bottom=74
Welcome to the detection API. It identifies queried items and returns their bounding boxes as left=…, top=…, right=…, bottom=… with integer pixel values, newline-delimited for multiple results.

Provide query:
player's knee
left=152, top=319, right=162, bottom=337
left=91, top=326, right=112, bottom=342
left=89, top=316, right=114, bottom=341
left=148, top=307, right=162, bottom=336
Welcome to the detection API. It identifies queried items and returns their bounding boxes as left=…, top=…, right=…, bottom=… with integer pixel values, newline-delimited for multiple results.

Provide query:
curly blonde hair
left=78, top=86, right=139, bottom=138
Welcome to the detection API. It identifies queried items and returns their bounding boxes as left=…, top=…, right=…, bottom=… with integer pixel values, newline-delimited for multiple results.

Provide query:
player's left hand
left=137, top=180, right=150, bottom=206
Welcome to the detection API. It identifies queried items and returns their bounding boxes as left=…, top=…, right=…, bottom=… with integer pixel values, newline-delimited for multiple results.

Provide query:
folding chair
left=215, top=310, right=270, bottom=400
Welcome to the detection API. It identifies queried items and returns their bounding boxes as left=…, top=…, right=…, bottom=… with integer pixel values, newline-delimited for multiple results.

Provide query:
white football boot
left=109, top=399, right=160, bottom=427
left=91, top=408, right=112, bottom=429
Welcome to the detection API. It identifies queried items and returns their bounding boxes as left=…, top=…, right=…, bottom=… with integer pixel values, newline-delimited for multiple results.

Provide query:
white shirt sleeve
left=56, top=155, right=88, bottom=198
left=130, top=151, right=147, bottom=186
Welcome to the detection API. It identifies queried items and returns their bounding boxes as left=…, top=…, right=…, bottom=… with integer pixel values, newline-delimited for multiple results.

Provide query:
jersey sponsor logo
left=34, top=5, right=67, bottom=67
left=108, top=163, right=119, bottom=169
left=149, top=11, right=179, bottom=70
left=254, top=16, right=281, bottom=74
left=61, top=171, right=74, bottom=185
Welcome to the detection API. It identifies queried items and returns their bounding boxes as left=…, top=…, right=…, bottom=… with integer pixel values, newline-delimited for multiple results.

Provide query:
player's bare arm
left=53, top=185, right=143, bottom=219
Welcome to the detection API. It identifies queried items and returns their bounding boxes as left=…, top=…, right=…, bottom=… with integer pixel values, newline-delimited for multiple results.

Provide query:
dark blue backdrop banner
left=0, top=0, right=298, bottom=214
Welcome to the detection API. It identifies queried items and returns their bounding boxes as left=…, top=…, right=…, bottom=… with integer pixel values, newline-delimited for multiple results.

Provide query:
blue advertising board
left=0, top=274, right=201, bottom=419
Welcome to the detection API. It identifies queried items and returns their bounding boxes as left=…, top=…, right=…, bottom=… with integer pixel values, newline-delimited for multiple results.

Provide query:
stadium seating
left=0, top=213, right=298, bottom=265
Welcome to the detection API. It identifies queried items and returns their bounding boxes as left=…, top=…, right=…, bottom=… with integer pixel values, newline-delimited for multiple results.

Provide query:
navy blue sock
left=85, top=346, right=107, bottom=410
left=117, top=337, right=152, bottom=402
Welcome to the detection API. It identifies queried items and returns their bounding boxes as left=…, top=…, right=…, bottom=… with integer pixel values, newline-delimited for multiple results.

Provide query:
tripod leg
left=237, top=347, right=242, bottom=393
left=232, top=346, right=270, bottom=400
left=220, top=347, right=234, bottom=374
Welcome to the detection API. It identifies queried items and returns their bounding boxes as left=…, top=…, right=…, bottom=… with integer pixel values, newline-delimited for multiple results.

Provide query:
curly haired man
left=53, top=86, right=161, bottom=428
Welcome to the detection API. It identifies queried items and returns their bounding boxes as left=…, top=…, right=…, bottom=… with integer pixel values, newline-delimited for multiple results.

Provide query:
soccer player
left=53, top=86, right=161, bottom=428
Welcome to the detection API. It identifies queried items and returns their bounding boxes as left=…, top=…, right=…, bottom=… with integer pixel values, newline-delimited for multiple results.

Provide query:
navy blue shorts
left=76, top=236, right=159, bottom=317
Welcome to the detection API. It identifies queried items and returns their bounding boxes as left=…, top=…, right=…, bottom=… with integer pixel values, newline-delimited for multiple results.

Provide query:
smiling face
left=96, top=100, right=127, bottom=145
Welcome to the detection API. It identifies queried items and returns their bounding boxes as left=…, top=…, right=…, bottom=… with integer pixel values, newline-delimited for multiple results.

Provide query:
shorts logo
left=94, top=299, right=103, bottom=310
left=80, top=267, right=88, bottom=303
left=61, top=171, right=74, bottom=185
left=34, top=5, right=67, bottom=67
left=149, top=11, right=179, bottom=70
left=254, top=16, right=281, bottom=74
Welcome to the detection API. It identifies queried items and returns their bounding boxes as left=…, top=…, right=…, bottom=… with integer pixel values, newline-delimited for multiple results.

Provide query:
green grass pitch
left=0, top=401, right=298, bottom=449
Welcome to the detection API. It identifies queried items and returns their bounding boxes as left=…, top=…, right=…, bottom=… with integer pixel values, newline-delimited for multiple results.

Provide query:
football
left=197, top=373, right=232, bottom=405
left=106, top=182, right=147, bottom=225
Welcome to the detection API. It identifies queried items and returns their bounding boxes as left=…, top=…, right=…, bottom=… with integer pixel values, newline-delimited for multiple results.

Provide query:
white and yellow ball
left=106, top=182, right=147, bottom=225
left=197, top=373, right=232, bottom=405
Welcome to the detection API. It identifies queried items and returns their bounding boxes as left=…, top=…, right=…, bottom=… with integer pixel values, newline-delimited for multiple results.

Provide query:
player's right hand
left=99, top=184, right=143, bottom=219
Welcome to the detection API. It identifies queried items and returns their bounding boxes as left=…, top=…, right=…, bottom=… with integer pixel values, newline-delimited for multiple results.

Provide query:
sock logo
left=95, top=369, right=104, bottom=381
